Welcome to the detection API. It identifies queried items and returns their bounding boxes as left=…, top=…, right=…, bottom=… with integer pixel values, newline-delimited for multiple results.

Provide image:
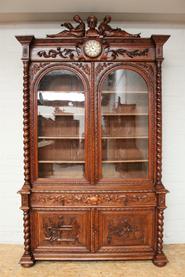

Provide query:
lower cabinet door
left=31, top=209, right=91, bottom=253
left=95, top=208, right=155, bottom=253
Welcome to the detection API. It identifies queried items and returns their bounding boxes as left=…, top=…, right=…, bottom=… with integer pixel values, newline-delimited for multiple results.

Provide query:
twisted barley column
left=22, top=60, right=32, bottom=259
left=156, top=60, right=165, bottom=256
left=23, top=60, right=30, bottom=187
left=156, top=61, right=162, bottom=185
left=23, top=210, right=31, bottom=256
left=156, top=208, right=164, bottom=255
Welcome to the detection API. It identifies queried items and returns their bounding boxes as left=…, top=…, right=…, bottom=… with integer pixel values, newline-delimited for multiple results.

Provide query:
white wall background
left=0, top=21, right=185, bottom=244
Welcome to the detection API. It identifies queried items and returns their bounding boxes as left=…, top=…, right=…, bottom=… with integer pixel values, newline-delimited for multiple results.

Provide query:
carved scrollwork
left=37, top=46, right=81, bottom=59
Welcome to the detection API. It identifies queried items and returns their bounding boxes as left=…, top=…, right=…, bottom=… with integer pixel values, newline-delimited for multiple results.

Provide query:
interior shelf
left=38, top=160, right=85, bottom=164
left=102, top=90, right=148, bottom=94
left=38, top=136, right=85, bottom=139
left=102, top=160, right=148, bottom=163
left=102, top=113, right=148, bottom=116
left=38, top=136, right=148, bottom=140
left=102, top=136, right=148, bottom=139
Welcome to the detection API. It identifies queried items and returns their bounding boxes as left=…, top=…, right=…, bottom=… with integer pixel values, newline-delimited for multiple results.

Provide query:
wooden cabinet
left=16, top=15, right=169, bottom=267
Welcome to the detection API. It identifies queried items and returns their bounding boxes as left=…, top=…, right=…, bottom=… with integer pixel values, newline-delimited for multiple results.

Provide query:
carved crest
left=47, top=15, right=140, bottom=38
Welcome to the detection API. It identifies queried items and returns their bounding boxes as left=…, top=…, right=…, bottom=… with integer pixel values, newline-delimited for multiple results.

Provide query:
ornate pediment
left=47, top=15, right=140, bottom=39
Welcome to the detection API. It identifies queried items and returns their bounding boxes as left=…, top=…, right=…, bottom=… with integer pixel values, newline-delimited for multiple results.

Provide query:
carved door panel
left=31, top=209, right=91, bottom=253
left=95, top=208, right=155, bottom=253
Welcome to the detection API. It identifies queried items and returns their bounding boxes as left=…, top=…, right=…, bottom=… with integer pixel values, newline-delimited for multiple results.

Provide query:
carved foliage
left=32, top=193, right=156, bottom=206
left=37, top=47, right=81, bottom=59
left=72, top=62, right=90, bottom=75
left=43, top=216, right=80, bottom=243
left=107, top=218, right=144, bottom=244
left=105, top=48, right=149, bottom=60
left=95, top=62, right=113, bottom=75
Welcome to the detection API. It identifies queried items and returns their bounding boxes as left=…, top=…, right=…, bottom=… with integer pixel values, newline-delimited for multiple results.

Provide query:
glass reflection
left=101, top=69, right=148, bottom=179
left=37, top=70, right=85, bottom=178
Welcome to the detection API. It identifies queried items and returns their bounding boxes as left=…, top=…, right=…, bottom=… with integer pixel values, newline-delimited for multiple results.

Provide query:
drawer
left=95, top=207, right=155, bottom=253
left=31, top=192, right=156, bottom=207
left=31, top=208, right=91, bottom=253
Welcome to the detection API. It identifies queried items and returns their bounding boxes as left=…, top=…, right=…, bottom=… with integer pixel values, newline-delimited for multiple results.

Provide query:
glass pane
left=37, top=70, right=85, bottom=178
left=101, top=69, right=148, bottom=179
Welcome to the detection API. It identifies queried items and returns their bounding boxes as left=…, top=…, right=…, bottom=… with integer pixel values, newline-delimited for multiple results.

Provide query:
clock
left=84, top=40, right=102, bottom=58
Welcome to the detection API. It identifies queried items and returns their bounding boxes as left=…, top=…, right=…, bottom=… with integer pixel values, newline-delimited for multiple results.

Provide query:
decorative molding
left=47, top=15, right=140, bottom=39
left=37, top=47, right=81, bottom=59
left=32, top=193, right=156, bottom=206
left=43, top=216, right=80, bottom=243
left=107, top=218, right=144, bottom=244
left=105, top=48, right=149, bottom=60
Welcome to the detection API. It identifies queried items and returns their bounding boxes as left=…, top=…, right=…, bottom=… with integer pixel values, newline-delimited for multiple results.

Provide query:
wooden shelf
left=38, top=160, right=85, bottom=164
left=102, top=136, right=148, bottom=139
left=38, top=136, right=85, bottom=140
left=102, top=113, right=148, bottom=116
left=39, top=113, right=84, bottom=117
left=102, top=160, right=148, bottom=163
left=102, top=90, right=148, bottom=94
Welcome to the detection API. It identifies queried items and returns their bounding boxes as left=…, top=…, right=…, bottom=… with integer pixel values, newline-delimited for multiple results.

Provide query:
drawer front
left=95, top=207, right=155, bottom=253
left=31, top=209, right=91, bottom=253
left=31, top=192, right=156, bottom=207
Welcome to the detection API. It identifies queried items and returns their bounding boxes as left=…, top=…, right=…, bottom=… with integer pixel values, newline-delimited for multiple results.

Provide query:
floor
left=0, top=244, right=184, bottom=277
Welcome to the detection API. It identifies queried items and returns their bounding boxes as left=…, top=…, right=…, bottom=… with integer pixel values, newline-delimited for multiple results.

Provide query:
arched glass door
left=101, top=69, right=149, bottom=179
left=37, top=69, right=86, bottom=179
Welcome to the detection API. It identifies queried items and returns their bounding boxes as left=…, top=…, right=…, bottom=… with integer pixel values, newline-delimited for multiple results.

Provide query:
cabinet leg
left=19, top=253, right=35, bottom=267
left=153, top=252, right=168, bottom=267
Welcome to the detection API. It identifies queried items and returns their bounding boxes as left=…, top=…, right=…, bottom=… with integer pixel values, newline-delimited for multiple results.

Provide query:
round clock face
left=84, top=40, right=102, bottom=58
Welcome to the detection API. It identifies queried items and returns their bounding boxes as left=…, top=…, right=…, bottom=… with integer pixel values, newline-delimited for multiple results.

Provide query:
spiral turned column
left=19, top=60, right=34, bottom=267
left=153, top=60, right=168, bottom=267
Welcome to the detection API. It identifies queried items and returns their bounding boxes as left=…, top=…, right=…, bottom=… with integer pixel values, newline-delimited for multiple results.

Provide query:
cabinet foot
left=153, top=252, right=168, bottom=267
left=19, top=253, right=35, bottom=267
